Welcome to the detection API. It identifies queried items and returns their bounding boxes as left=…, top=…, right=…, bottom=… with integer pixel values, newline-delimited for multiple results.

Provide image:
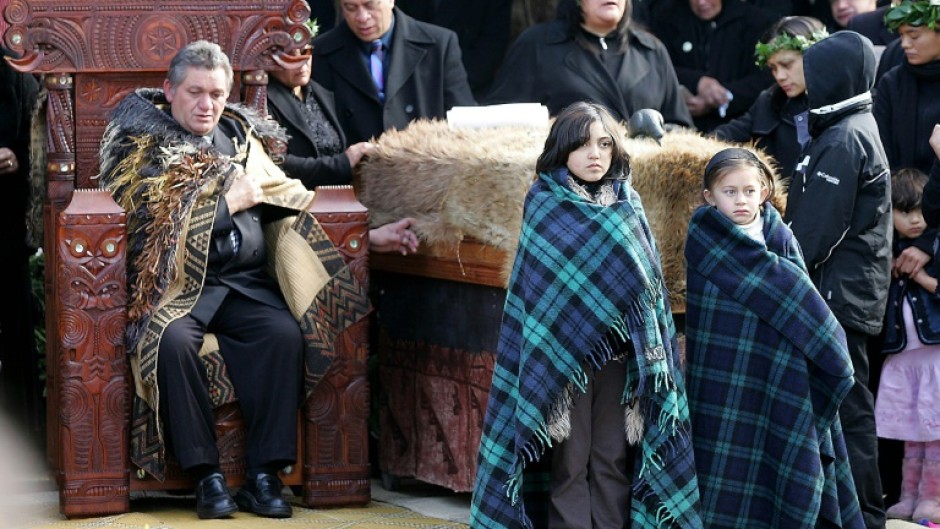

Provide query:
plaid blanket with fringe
left=470, top=168, right=702, bottom=529
left=685, top=204, right=864, bottom=529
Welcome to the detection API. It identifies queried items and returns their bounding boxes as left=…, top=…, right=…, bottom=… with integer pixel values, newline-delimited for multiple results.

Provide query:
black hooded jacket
left=784, top=31, right=892, bottom=335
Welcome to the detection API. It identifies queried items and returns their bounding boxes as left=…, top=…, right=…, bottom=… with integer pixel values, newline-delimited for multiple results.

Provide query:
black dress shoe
left=235, top=472, right=292, bottom=518
left=195, top=472, right=238, bottom=519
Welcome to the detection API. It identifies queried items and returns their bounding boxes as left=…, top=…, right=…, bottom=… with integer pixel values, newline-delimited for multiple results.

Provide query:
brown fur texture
left=359, top=120, right=783, bottom=311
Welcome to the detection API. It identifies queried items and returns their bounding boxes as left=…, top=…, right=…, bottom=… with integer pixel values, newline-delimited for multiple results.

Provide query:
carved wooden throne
left=3, top=0, right=371, bottom=518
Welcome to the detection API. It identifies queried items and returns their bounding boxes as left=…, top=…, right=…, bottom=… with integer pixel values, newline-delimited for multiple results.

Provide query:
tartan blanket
left=685, top=204, right=864, bottom=529
left=471, top=168, right=702, bottom=529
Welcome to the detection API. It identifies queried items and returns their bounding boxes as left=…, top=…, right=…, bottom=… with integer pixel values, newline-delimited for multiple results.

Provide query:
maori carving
left=303, top=189, right=372, bottom=507
left=56, top=190, right=129, bottom=518
left=3, top=0, right=312, bottom=73
left=242, top=70, right=270, bottom=116
left=74, top=73, right=163, bottom=185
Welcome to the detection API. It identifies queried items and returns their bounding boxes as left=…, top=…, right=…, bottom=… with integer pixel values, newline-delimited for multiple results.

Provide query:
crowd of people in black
left=4, top=0, right=940, bottom=526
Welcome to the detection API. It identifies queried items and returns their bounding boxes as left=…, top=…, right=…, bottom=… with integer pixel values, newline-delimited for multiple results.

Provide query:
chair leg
left=55, top=191, right=131, bottom=518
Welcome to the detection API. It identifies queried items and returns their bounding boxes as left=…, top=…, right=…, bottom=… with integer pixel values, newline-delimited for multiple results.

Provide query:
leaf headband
left=885, top=0, right=940, bottom=32
left=754, top=29, right=829, bottom=68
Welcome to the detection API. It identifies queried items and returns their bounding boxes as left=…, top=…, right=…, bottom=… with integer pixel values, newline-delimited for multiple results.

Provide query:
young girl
left=685, top=148, right=864, bottom=529
left=471, top=101, right=702, bottom=529
left=876, top=167, right=940, bottom=523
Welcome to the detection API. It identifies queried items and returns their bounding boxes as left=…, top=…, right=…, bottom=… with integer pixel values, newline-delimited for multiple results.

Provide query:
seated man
left=98, top=40, right=417, bottom=520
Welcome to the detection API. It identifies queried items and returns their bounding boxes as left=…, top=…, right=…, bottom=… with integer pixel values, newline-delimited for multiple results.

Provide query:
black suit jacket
left=395, top=0, right=512, bottom=97
left=190, top=117, right=284, bottom=325
left=266, top=79, right=352, bottom=188
left=311, top=8, right=476, bottom=145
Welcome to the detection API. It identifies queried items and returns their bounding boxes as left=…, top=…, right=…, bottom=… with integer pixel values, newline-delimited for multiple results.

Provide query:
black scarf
left=894, top=60, right=940, bottom=170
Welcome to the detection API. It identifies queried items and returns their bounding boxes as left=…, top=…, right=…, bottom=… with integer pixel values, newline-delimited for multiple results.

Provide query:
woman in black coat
left=485, top=0, right=692, bottom=128
left=266, top=49, right=373, bottom=189
left=874, top=2, right=940, bottom=176
left=714, top=16, right=828, bottom=179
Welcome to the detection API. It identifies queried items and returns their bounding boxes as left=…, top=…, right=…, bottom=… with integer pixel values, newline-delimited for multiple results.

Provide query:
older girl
left=471, top=101, right=701, bottom=529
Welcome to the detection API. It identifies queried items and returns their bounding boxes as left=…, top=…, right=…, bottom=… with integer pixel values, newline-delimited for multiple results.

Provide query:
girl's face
left=703, top=167, right=768, bottom=225
left=767, top=49, right=806, bottom=99
left=567, top=120, right=614, bottom=182
left=899, top=25, right=940, bottom=66
left=894, top=208, right=926, bottom=239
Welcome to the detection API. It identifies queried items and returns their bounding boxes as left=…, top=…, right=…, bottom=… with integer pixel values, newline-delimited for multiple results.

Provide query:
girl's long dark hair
left=536, top=101, right=631, bottom=181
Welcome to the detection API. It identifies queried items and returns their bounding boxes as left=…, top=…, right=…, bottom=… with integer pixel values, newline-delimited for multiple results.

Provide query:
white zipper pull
left=599, top=37, right=607, bottom=51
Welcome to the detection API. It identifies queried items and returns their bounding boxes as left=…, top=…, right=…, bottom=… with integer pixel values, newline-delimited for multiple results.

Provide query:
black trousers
left=549, top=359, right=633, bottom=529
left=843, top=328, right=887, bottom=529
left=157, top=291, right=303, bottom=473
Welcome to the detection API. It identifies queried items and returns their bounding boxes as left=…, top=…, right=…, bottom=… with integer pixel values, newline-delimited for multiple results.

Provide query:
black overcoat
left=311, top=8, right=476, bottom=145
left=713, top=88, right=809, bottom=179
left=485, top=20, right=693, bottom=127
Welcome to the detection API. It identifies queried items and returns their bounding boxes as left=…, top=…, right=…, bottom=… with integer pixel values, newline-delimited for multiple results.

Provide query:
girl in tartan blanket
left=471, top=102, right=701, bottom=529
left=685, top=148, right=864, bottom=529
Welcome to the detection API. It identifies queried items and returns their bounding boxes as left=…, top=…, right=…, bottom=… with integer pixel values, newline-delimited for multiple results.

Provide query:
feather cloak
left=98, top=88, right=369, bottom=480
left=684, top=204, right=864, bottom=529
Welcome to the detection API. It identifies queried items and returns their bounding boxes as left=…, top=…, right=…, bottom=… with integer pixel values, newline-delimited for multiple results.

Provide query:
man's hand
left=224, top=168, right=263, bottom=214
left=893, top=246, right=931, bottom=278
left=0, top=147, right=19, bottom=176
left=345, top=141, right=375, bottom=168
left=370, top=217, right=419, bottom=255
left=696, top=76, right=730, bottom=108
left=685, top=94, right=711, bottom=118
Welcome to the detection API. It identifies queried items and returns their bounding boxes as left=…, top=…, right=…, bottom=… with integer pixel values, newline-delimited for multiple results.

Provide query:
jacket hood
left=803, top=31, right=876, bottom=125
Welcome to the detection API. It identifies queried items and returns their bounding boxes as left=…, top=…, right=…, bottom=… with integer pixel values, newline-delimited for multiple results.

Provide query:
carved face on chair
left=164, top=66, right=230, bottom=137
left=58, top=223, right=126, bottom=313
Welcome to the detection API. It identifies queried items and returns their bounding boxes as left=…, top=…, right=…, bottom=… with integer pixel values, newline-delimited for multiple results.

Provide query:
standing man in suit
left=311, top=0, right=476, bottom=145
left=395, top=0, right=512, bottom=98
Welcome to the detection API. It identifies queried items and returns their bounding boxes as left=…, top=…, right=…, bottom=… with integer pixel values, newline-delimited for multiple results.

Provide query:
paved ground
left=0, top=415, right=931, bottom=528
